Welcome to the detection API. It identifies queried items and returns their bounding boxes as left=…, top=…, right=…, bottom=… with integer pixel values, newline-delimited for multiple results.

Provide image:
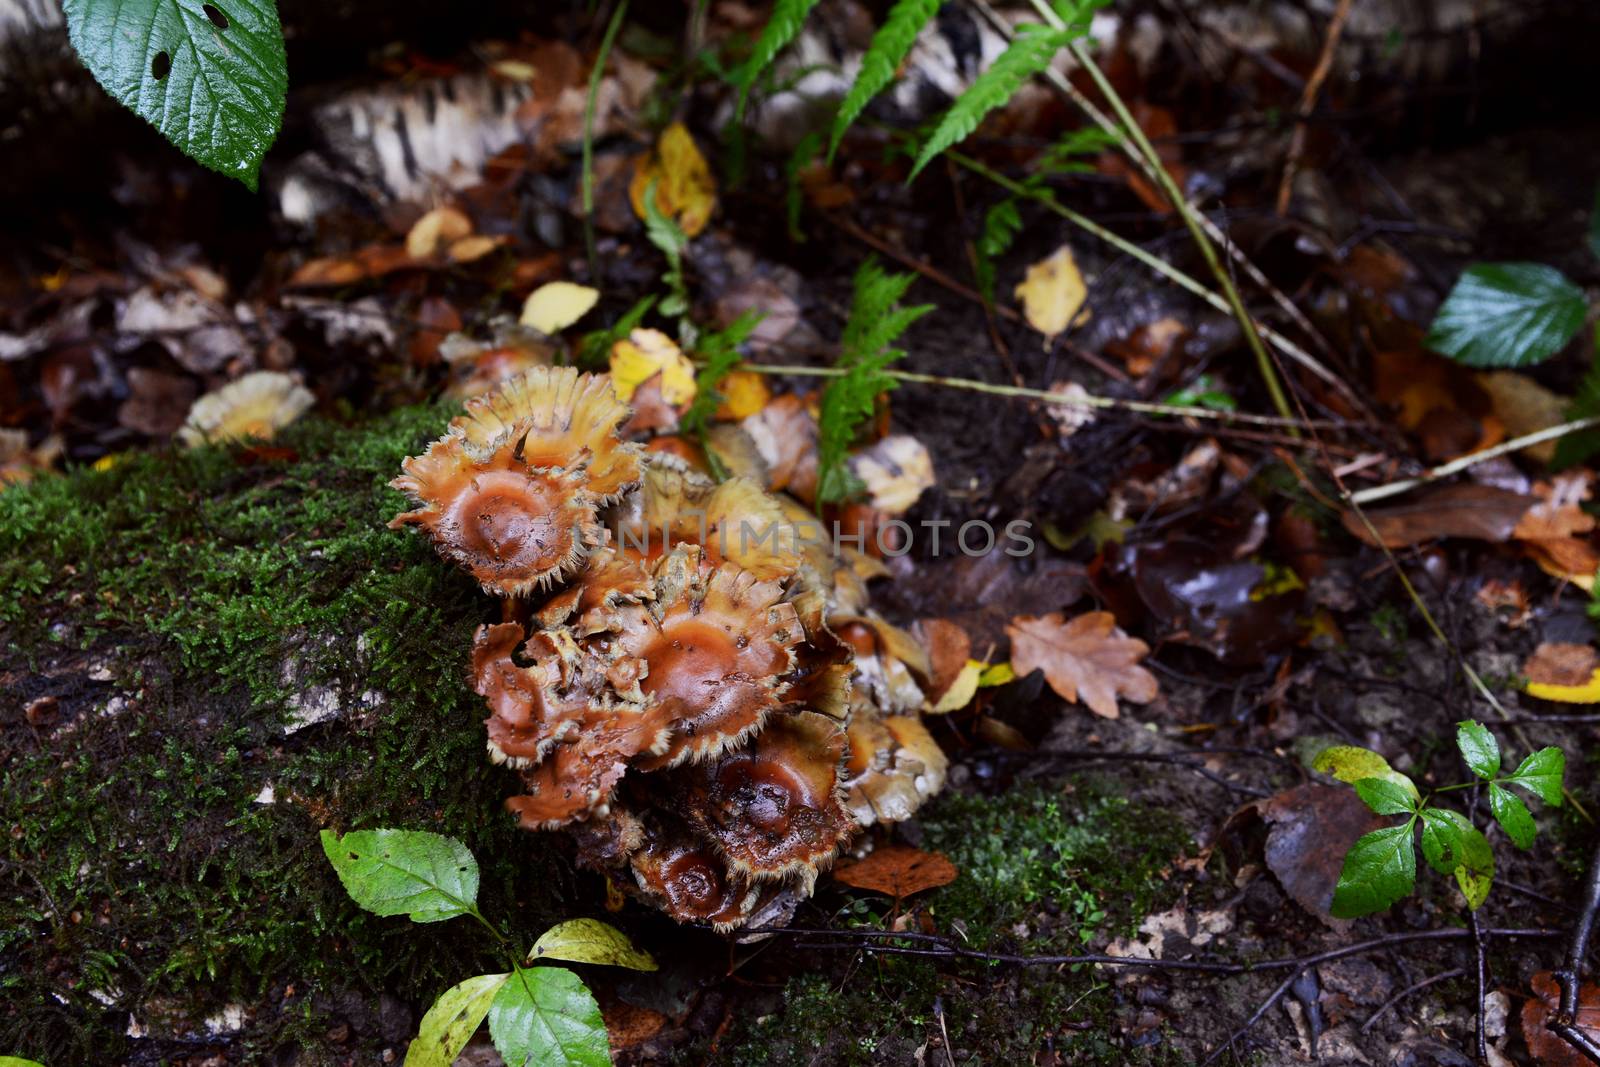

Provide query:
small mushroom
left=178, top=371, right=313, bottom=447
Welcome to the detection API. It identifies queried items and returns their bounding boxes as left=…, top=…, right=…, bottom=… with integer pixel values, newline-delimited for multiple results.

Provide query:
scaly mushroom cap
left=619, top=558, right=802, bottom=768
left=474, top=623, right=598, bottom=767
left=452, top=366, right=641, bottom=501
left=178, top=371, right=314, bottom=448
left=392, top=436, right=603, bottom=595
left=842, top=710, right=949, bottom=827
left=679, top=710, right=853, bottom=885
left=628, top=832, right=773, bottom=930
left=613, top=460, right=802, bottom=579
left=535, top=544, right=656, bottom=634
left=779, top=589, right=854, bottom=720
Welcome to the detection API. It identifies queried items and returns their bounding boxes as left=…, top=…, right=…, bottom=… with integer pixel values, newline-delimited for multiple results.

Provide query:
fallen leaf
left=1478, top=371, right=1567, bottom=464
left=1006, top=611, right=1158, bottom=719
left=832, top=845, right=958, bottom=898
left=521, top=281, right=600, bottom=334
left=1045, top=381, right=1097, bottom=437
left=1106, top=316, right=1187, bottom=377
left=1523, top=643, right=1599, bottom=688
left=610, top=328, right=696, bottom=405
left=1476, top=578, right=1531, bottom=625
left=713, top=370, right=771, bottom=420
left=1515, top=473, right=1596, bottom=541
left=1015, top=244, right=1088, bottom=339
left=1343, top=483, right=1537, bottom=547
left=849, top=435, right=935, bottom=515
left=1095, top=102, right=1187, bottom=214
left=1250, top=783, right=1386, bottom=929
left=930, top=661, right=982, bottom=713
left=445, top=234, right=506, bottom=264
left=630, top=122, right=716, bottom=237
left=405, top=206, right=474, bottom=259
left=1522, top=971, right=1600, bottom=1067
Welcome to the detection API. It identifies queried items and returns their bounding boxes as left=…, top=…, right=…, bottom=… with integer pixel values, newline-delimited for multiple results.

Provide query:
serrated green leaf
left=909, top=25, right=1075, bottom=180
left=1452, top=822, right=1494, bottom=909
left=1488, top=783, right=1536, bottom=849
left=530, top=918, right=658, bottom=971
left=1424, top=262, right=1586, bottom=368
left=63, top=0, right=286, bottom=188
left=829, top=0, right=943, bottom=161
left=1454, top=720, right=1500, bottom=779
left=1505, top=746, right=1565, bottom=806
left=1354, top=777, right=1417, bottom=815
left=733, top=0, right=823, bottom=121
left=405, top=973, right=510, bottom=1067
left=488, top=966, right=608, bottom=1067
left=682, top=310, right=765, bottom=438
left=1330, top=823, right=1417, bottom=918
left=320, top=828, right=479, bottom=923
left=1419, top=808, right=1465, bottom=876
left=1311, top=745, right=1420, bottom=805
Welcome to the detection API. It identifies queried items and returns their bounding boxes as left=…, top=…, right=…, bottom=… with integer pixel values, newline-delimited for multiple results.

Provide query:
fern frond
left=828, top=0, right=942, bottom=162
left=576, top=295, right=658, bottom=368
left=734, top=0, right=824, bottom=122
left=908, top=23, right=1076, bottom=180
left=816, top=260, right=933, bottom=502
left=974, top=197, right=1022, bottom=303
left=682, top=310, right=766, bottom=436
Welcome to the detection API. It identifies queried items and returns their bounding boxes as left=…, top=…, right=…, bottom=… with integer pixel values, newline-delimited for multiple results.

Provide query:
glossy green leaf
left=1425, top=262, right=1586, bottom=367
left=1330, top=823, right=1416, bottom=918
left=320, top=828, right=479, bottom=923
left=1505, top=746, right=1565, bottom=806
left=530, top=919, right=657, bottom=971
left=0, top=1058, right=48, bottom=1067
left=1354, top=777, right=1417, bottom=816
left=1488, top=783, right=1536, bottom=849
left=1311, top=745, right=1420, bottom=804
left=1419, top=808, right=1465, bottom=876
left=62, top=0, right=286, bottom=188
left=488, top=966, right=609, bottom=1067
left=1452, top=822, right=1495, bottom=909
left=404, top=973, right=510, bottom=1067
left=1454, top=720, right=1500, bottom=779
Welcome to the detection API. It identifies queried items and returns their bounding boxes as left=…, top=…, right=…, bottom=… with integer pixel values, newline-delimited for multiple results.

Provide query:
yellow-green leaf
left=404, top=973, right=510, bottom=1067
left=1311, top=745, right=1420, bottom=805
left=529, top=918, right=657, bottom=971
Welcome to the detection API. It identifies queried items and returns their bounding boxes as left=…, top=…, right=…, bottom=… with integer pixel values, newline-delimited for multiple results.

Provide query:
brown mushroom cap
left=681, top=710, right=854, bottom=884
left=842, top=710, right=948, bottom=827
left=629, top=834, right=769, bottom=930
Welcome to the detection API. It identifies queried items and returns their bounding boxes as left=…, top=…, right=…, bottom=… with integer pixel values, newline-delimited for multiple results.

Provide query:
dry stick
left=824, top=212, right=1022, bottom=323
left=1552, top=843, right=1600, bottom=1066
left=735, top=361, right=1343, bottom=429
left=1275, top=0, right=1355, bottom=216
left=1360, top=968, right=1469, bottom=1033
left=1349, top=416, right=1600, bottom=505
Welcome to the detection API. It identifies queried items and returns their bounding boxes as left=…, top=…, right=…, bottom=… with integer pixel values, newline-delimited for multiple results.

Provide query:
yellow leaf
left=610, top=328, right=697, bottom=405
left=629, top=122, right=717, bottom=237
left=521, top=282, right=600, bottom=334
left=1015, top=244, right=1088, bottom=339
left=405, top=206, right=473, bottom=259
left=528, top=918, right=658, bottom=971
left=976, top=662, right=1014, bottom=687
left=1527, top=667, right=1600, bottom=704
left=715, top=370, right=771, bottom=420
left=930, top=659, right=982, bottom=713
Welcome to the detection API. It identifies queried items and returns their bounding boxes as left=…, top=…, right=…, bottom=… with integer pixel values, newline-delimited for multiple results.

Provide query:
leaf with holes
left=320, top=828, right=479, bottom=923
left=63, top=0, right=286, bottom=188
left=1424, top=262, right=1586, bottom=367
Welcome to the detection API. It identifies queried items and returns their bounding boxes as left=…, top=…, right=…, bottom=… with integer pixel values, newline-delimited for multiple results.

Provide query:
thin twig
left=1276, top=0, right=1354, bottom=215
left=1553, top=843, right=1600, bottom=1064
left=1360, top=968, right=1467, bottom=1032
left=1348, top=416, right=1600, bottom=505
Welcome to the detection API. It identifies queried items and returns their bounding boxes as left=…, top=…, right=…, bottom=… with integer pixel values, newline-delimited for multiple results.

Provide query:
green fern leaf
left=828, top=0, right=943, bottom=162
left=816, top=261, right=933, bottom=502
left=974, top=197, right=1022, bottom=302
left=908, top=24, right=1075, bottom=180
left=682, top=310, right=766, bottom=436
left=734, top=0, right=823, bottom=122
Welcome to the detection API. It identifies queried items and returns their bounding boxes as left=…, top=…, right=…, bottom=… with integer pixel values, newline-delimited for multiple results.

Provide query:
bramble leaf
left=1505, top=747, right=1565, bottom=806
left=829, top=0, right=942, bottom=161
left=1455, top=720, right=1500, bottom=779
left=1330, top=823, right=1416, bottom=918
left=1354, top=777, right=1417, bottom=816
left=1488, top=783, right=1536, bottom=849
left=404, top=973, right=510, bottom=1067
left=63, top=0, right=286, bottom=188
left=1425, top=263, right=1586, bottom=368
left=529, top=918, right=658, bottom=971
left=488, top=966, right=608, bottom=1067
left=320, top=828, right=479, bottom=923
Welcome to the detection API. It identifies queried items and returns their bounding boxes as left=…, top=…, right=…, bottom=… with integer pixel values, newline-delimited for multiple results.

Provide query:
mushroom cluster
left=393, top=367, right=946, bottom=929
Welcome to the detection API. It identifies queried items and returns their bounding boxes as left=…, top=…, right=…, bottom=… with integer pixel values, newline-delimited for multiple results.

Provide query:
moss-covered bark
left=0, top=409, right=1191, bottom=1065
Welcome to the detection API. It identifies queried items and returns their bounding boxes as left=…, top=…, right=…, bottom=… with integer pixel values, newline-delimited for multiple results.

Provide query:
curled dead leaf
left=630, top=122, right=716, bottom=237
left=1343, top=483, right=1536, bottom=548
left=1522, top=971, right=1600, bottom=1067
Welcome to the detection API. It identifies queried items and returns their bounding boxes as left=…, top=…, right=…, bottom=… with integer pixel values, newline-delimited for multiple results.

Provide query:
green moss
left=0, top=407, right=578, bottom=1063
left=709, top=781, right=1190, bottom=1067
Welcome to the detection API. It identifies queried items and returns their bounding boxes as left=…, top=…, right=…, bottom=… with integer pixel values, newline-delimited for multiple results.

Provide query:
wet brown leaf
left=914, top=618, right=972, bottom=705
left=1006, top=611, right=1158, bottom=719
left=1342, top=483, right=1536, bottom=547
left=1253, top=783, right=1385, bottom=929
left=1522, top=971, right=1600, bottom=1067
left=1523, top=643, right=1599, bottom=688
left=832, top=845, right=958, bottom=898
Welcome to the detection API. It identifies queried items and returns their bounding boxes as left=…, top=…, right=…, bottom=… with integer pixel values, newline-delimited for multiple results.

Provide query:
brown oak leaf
left=1006, top=611, right=1158, bottom=719
left=833, top=845, right=958, bottom=898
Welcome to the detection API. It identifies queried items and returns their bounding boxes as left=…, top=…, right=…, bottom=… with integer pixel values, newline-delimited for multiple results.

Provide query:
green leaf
left=1488, top=783, right=1536, bottom=849
left=404, top=973, right=511, bottom=1067
left=1354, top=777, right=1417, bottom=816
left=1504, top=746, right=1565, bottom=806
left=488, top=966, right=609, bottom=1067
left=62, top=0, right=286, bottom=188
left=576, top=295, right=657, bottom=369
left=1424, top=262, right=1586, bottom=368
left=320, top=828, right=479, bottom=923
left=1452, top=822, right=1495, bottom=909
left=815, top=259, right=933, bottom=503
left=1419, top=808, right=1465, bottom=876
left=1454, top=720, right=1500, bottom=779
left=1330, top=823, right=1417, bottom=918
left=829, top=0, right=943, bottom=161
left=975, top=198, right=1023, bottom=304
left=530, top=918, right=658, bottom=971
left=909, top=24, right=1076, bottom=180
left=732, top=0, right=823, bottom=121
left=0, top=1058, right=48, bottom=1067
left=682, top=310, right=765, bottom=438
left=1311, top=745, right=1420, bottom=805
